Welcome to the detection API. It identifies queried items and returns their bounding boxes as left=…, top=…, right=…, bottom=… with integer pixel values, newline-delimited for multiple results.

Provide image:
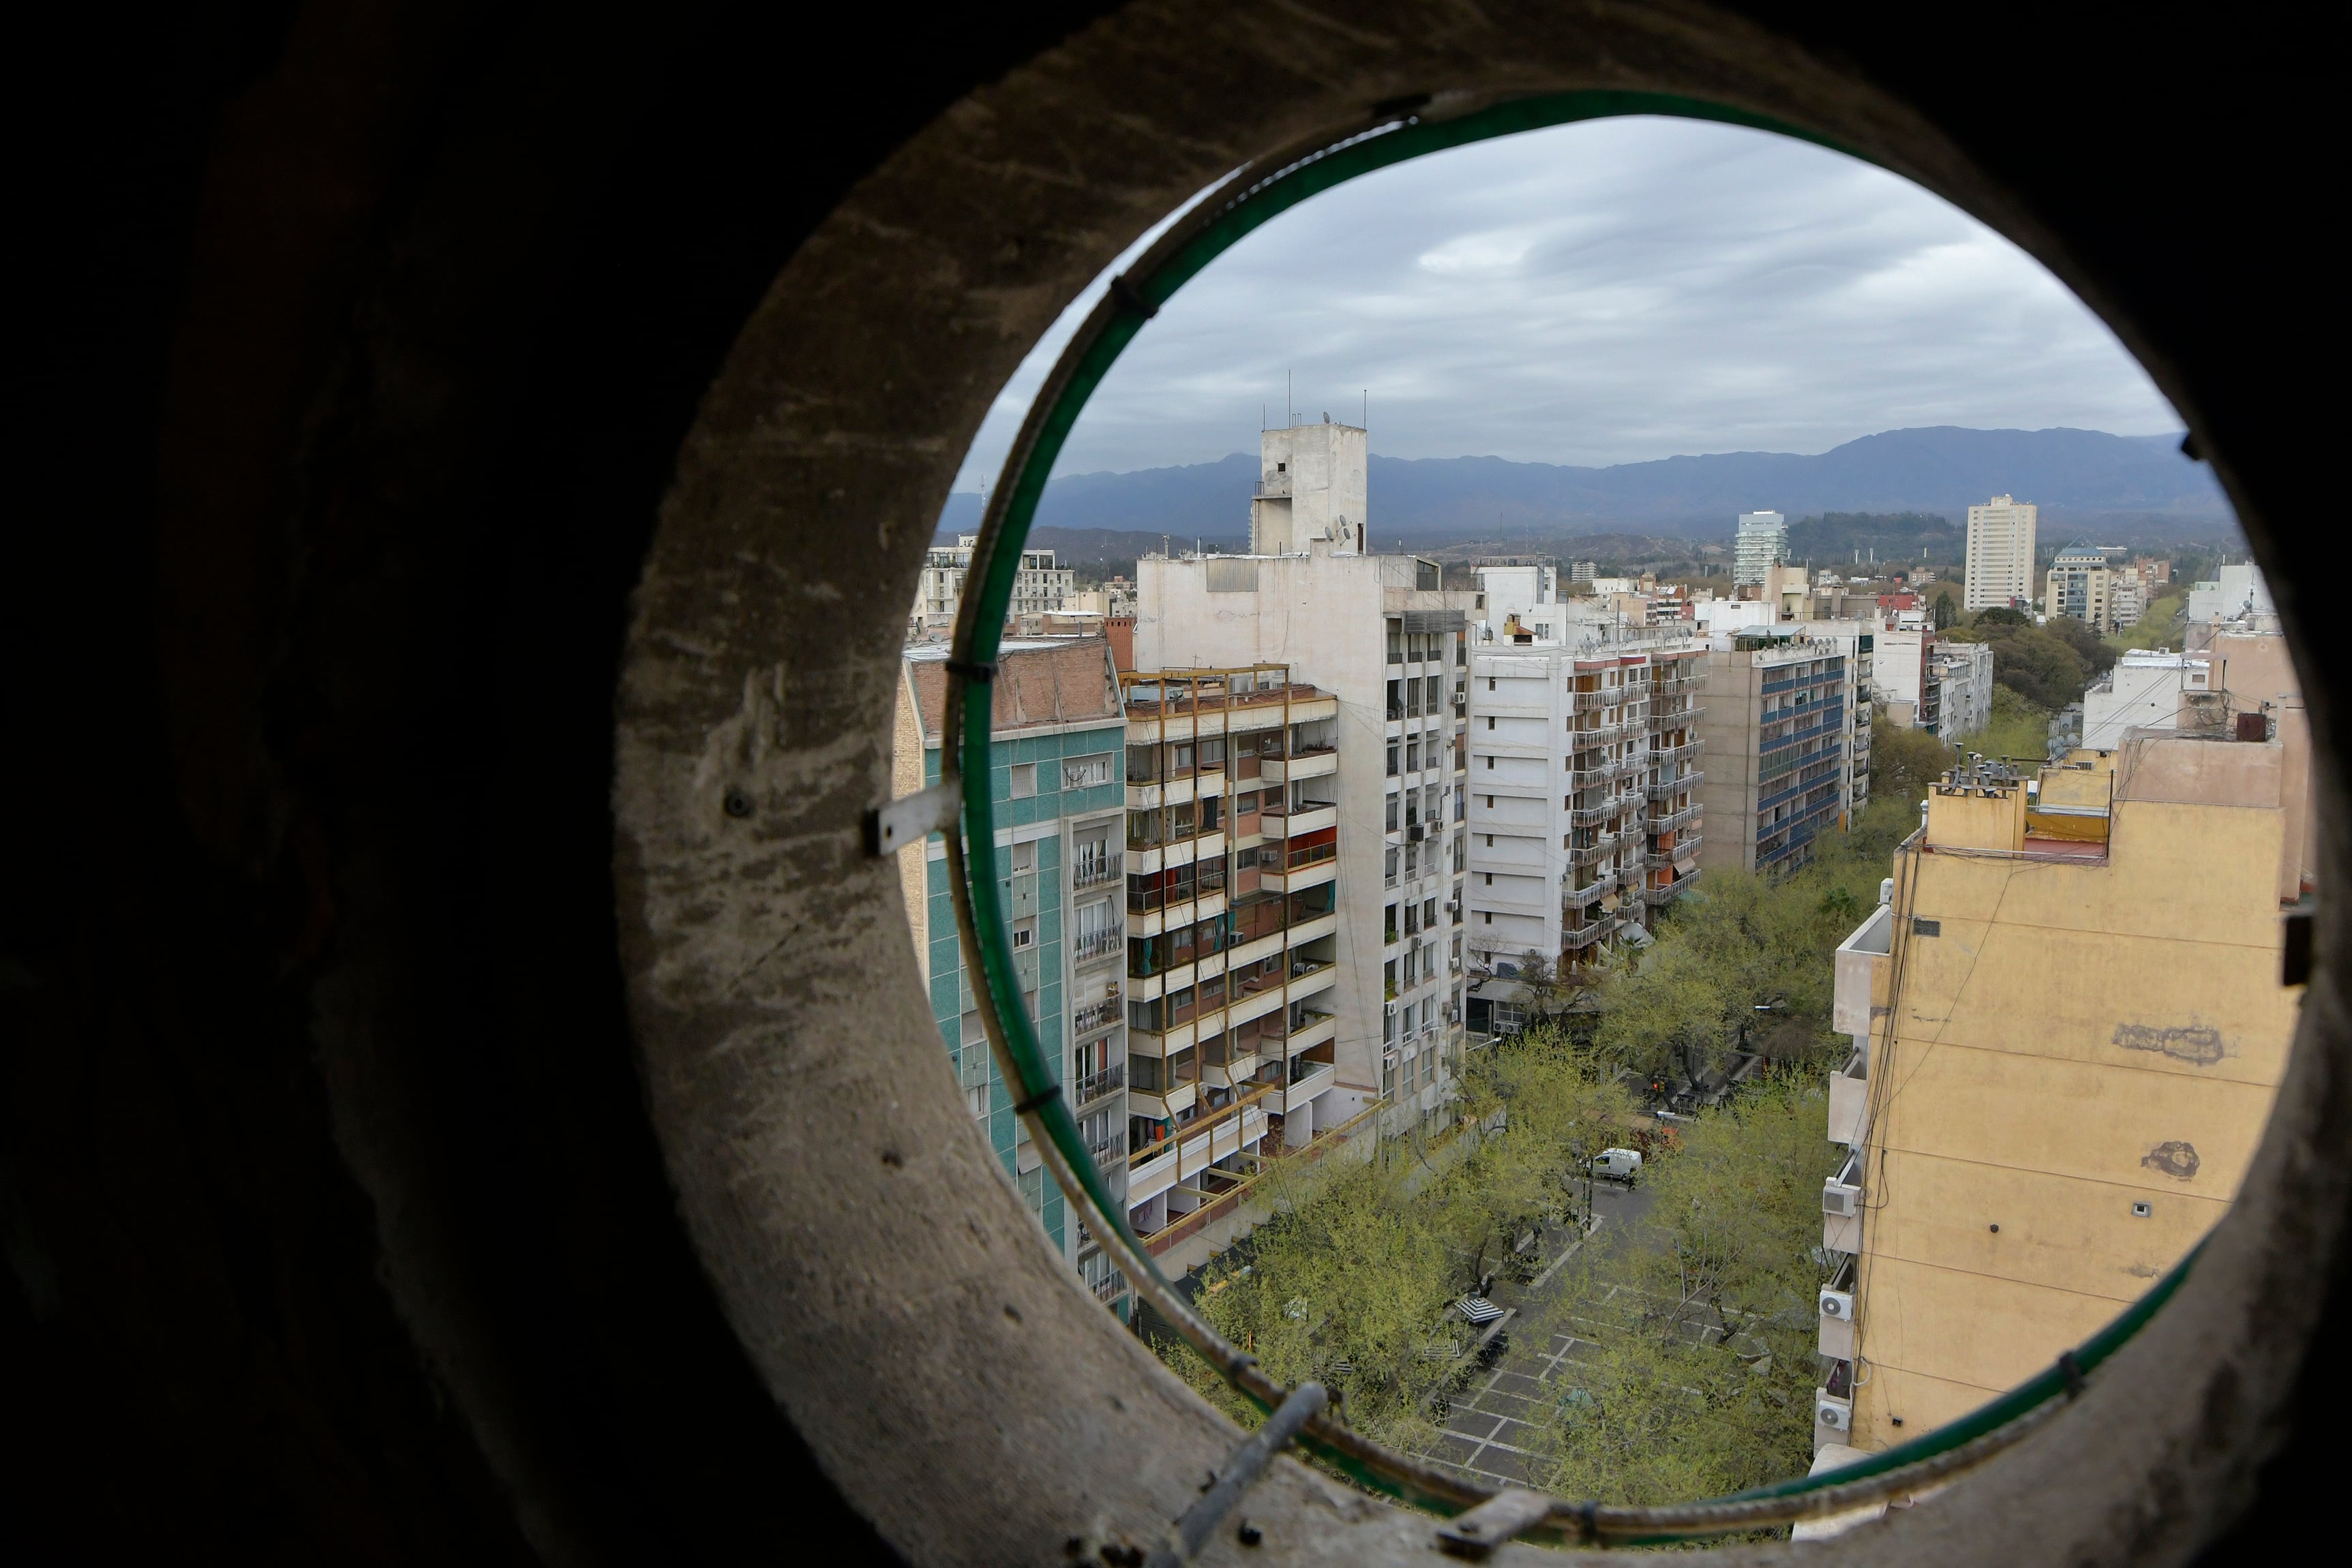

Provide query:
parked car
left=1592, top=1147, right=1644, bottom=1185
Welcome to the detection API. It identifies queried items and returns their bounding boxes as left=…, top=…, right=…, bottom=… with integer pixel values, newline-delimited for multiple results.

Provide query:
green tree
left=1156, top=1038, right=1646, bottom=1447
left=1931, top=588, right=1957, bottom=629
left=1527, top=1079, right=1839, bottom=1505
left=1869, top=718, right=1954, bottom=800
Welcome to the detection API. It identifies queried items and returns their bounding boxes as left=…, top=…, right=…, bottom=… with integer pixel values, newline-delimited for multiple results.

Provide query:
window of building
left=1386, top=741, right=1400, bottom=777
left=1385, top=794, right=1400, bottom=831
left=1010, top=762, right=1038, bottom=798
left=1012, top=920, right=1034, bottom=949
left=1063, top=753, right=1112, bottom=789
left=1484, top=754, right=1494, bottom=770
left=967, top=1085, right=989, bottom=1121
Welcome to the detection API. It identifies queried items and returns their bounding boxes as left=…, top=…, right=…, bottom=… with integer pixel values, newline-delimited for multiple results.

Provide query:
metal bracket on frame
left=864, top=779, right=961, bottom=857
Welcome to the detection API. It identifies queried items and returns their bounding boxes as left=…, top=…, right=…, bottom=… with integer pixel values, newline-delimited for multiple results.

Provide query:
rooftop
left=906, top=638, right=1120, bottom=739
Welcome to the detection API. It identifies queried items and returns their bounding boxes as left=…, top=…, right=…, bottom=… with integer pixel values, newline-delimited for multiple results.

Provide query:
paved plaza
left=1413, top=1179, right=1661, bottom=1488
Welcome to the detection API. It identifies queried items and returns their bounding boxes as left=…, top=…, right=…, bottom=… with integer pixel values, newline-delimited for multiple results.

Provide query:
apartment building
left=894, top=639, right=1131, bottom=1311
left=1116, top=665, right=1353, bottom=1255
left=1135, top=546, right=1477, bottom=1135
left=1695, top=631, right=1860, bottom=873
left=2045, top=543, right=2129, bottom=631
left=907, top=533, right=1079, bottom=642
left=2186, top=562, right=2275, bottom=633
left=2083, top=650, right=2207, bottom=749
left=1929, top=640, right=1995, bottom=742
left=1463, top=632, right=1707, bottom=1017
left=1734, top=510, right=1789, bottom=588
left=1873, top=627, right=1940, bottom=734
left=1963, top=494, right=2038, bottom=611
left=1816, top=731, right=2308, bottom=1451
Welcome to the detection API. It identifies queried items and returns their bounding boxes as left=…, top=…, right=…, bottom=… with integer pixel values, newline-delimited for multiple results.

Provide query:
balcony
left=1072, top=926, right=1123, bottom=967
left=1273, top=804, right=1338, bottom=839
left=1566, top=759, right=1630, bottom=791
left=1072, top=997, right=1121, bottom=1036
left=1563, top=867, right=1616, bottom=905
left=1259, top=747, right=1338, bottom=784
left=1651, top=704, right=1706, bottom=730
left=1646, top=800, right=1700, bottom=833
left=1833, top=903, right=1895, bottom=1038
left=1260, top=841, right=1338, bottom=893
left=1567, top=800, right=1616, bottom=828
left=1091, top=1268, right=1128, bottom=1303
left=1282, top=1059, right=1337, bottom=1111
left=1075, top=1061, right=1126, bottom=1106
left=1647, top=770, right=1703, bottom=802
left=1072, top=853, right=1124, bottom=890
left=1644, top=869, right=1699, bottom=904
left=1828, top=1048, right=1868, bottom=1146
left=1561, top=918, right=1608, bottom=950
left=1568, top=689, right=1613, bottom=712
left=1566, top=720, right=1627, bottom=749
left=1651, top=738, right=1704, bottom=766
left=1564, top=834, right=1617, bottom=867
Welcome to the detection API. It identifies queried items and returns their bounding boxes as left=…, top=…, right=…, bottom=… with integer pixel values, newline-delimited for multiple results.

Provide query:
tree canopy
left=1526, top=1078, right=1838, bottom=1505
left=1940, top=612, right=2115, bottom=710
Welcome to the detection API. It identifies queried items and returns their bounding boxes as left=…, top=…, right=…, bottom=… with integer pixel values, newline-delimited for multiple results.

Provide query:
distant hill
left=938, top=427, right=2235, bottom=547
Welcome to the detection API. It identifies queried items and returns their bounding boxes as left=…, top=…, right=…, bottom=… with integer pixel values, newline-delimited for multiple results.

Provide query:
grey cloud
left=952, top=116, right=2178, bottom=491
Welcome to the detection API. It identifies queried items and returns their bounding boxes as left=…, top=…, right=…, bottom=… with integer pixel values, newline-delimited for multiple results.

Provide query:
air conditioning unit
left=1822, top=1179, right=1861, bottom=1218
left=1819, top=1289, right=1854, bottom=1321
left=1408, top=824, right=1426, bottom=842
left=1815, top=1398, right=1851, bottom=1434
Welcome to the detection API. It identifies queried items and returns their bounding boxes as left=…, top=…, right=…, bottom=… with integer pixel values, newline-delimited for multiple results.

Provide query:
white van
left=1593, top=1148, right=1644, bottom=1185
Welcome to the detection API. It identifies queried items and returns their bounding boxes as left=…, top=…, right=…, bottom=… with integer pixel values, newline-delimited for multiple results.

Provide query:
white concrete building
left=1734, top=511, right=1789, bottom=587
left=1964, top=494, right=2038, bottom=611
left=1463, top=631, right=1706, bottom=1012
left=1135, top=543, right=1477, bottom=1134
left=1872, top=628, right=1939, bottom=734
left=1931, top=640, right=1995, bottom=741
left=2188, top=562, right=2275, bottom=629
left=909, top=533, right=1078, bottom=642
left=1250, top=419, right=1369, bottom=555
left=2082, top=650, right=2209, bottom=749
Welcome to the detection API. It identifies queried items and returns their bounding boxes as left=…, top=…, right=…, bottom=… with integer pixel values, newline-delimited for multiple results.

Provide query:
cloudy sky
left=951, top=115, right=2181, bottom=492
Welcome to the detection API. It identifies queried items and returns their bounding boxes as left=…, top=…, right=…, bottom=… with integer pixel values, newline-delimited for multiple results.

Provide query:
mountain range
left=935, top=427, right=2234, bottom=554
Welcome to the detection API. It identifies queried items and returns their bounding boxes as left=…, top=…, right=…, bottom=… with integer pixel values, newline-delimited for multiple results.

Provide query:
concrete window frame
left=606, top=4, right=2338, bottom=1565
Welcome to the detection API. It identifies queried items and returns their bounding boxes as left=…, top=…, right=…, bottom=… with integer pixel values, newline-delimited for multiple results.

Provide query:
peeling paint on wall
left=2112, top=1023, right=2227, bottom=1066
left=2142, top=1141, right=2201, bottom=1179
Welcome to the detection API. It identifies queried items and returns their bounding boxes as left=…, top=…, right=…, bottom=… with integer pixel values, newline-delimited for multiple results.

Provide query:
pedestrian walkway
left=1411, top=1179, right=1659, bottom=1489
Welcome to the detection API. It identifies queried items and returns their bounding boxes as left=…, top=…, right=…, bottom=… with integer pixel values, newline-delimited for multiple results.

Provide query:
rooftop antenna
left=1286, top=370, right=1291, bottom=428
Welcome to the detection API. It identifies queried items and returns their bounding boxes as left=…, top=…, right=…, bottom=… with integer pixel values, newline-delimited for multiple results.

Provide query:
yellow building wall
left=1850, top=795, right=2298, bottom=1446
left=893, top=668, right=933, bottom=983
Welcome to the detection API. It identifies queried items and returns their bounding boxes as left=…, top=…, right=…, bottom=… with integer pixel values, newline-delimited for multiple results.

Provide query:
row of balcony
left=1647, top=770, right=1704, bottom=801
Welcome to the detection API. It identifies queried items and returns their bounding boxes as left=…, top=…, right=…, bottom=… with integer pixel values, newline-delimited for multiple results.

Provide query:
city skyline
left=954, top=115, right=2184, bottom=492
